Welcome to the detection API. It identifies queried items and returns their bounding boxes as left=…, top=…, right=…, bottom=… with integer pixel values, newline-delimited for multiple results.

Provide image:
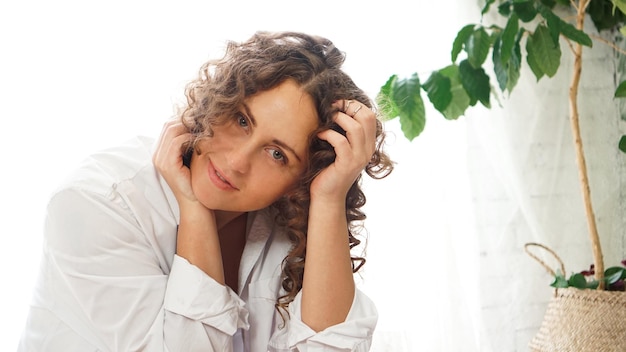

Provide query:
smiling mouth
left=216, top=170, right=231, bottom=185
left=209, top=160, right=239, bottom=190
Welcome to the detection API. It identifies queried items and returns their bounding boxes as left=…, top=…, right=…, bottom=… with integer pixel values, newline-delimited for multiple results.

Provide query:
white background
left=0, top=1, right=476, bottom=350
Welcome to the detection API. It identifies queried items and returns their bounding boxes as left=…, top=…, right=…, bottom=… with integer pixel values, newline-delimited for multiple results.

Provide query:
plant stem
left=569, top=0, right=605, bottom=289
left=591, top=33, right=626, bottom=56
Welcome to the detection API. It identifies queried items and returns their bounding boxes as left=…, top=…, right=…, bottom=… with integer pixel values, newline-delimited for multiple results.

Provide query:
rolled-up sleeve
left=164, top=255, right=249, bottom=350
left=268, top=289, right=378, bottom=351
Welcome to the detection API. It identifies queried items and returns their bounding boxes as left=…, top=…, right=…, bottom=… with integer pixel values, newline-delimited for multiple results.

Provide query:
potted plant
left=376, top=0, right=626, bottom=350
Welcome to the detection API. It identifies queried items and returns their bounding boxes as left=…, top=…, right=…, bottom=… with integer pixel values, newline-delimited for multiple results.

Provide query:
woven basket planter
left=529, top=287, right=626, bottom=352
left=525, top=243, right=626, bottom=352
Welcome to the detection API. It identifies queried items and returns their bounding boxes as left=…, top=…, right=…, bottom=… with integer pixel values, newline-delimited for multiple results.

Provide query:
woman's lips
left=207, top=160, right=238, bottom=190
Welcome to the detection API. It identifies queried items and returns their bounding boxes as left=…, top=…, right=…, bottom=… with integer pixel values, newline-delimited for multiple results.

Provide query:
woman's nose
left=226, top=145, right=252, bottom=174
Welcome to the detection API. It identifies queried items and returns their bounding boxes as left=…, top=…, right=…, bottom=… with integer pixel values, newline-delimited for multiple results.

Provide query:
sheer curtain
left=1, top=0, right=485, bottom=351
left=360, top=116, right=481, bottom=352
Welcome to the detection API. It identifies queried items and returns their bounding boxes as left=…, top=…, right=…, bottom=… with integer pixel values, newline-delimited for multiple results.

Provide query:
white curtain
left=361, top=115, right=481, bottom=352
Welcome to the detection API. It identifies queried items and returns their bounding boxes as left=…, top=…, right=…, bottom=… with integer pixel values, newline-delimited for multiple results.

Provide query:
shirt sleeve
left=24, top=186, right=248, bottom=352
left=268, top=289, right=378, bottom=352
left=163, top=255, right=249, bottom=351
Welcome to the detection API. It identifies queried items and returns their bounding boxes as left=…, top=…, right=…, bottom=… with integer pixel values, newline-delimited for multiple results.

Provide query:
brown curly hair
left=178, top=31, right=394, bottom=315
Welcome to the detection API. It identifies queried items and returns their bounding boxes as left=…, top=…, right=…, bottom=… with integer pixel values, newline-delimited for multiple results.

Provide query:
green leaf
left=558, top=21, right=593, bottom=47
left=452, top=24, right=476, bottom=62
left=540, top=0, right=556, bottom=7
left=390, top=73, right=426, bottom=141
left=500, top=14, right=519, bottom=64
left=439, top=65, right=471, bottom=120
left=588, top=0, right=626, bottom=31
left=612, top=0, right=626, bottom=15
left=498, top=1, right=512, bottom=16
left=615, top=80, right=626, bottom=98
left=586, top=280, right=599, bottom=289
left=619, top=135, right=626, bottom=153
left=513, top=0, right=538, bottom=22
left=526, top=43, right=545, bottom=81
left=493, top=36, right=508, bottom=91
left=526, top=24, right=561, bottom=78
left=604, top=267, right=626, bottom=284
left=493, top=30, right=521, bottom=95
left=506, top=30, right=523, bottom=92
left=482, top=0, right=496, bottom=14
left=621, top=25, right=626, bottom=36
left=423, top=71, right=453, bottom=113
left=541, top=6, right=562, bottom=45
left=550, top=273, right=569, bottom=288
left=465, top=27, right=492, bottom=69
left=568, top=273, right=588, bottom=289
left=459, top=59, right=491, bottom=108
left=376, top=75, right=399, bottom=120
left=538, top=4, right=593, bottom=47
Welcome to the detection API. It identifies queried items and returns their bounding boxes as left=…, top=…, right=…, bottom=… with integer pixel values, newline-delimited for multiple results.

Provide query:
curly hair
left=178, top=31, right=394, bottom=316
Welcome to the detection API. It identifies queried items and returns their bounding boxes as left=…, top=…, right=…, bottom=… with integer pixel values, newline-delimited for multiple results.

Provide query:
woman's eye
left=237, top=113, right=248, bottom=127
left=268, top=148, right=286, bottom=163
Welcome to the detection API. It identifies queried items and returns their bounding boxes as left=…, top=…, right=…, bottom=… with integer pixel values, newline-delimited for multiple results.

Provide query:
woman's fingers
left=331, top=100, right=377, bottom=163
left=152, top=119, right=197, bottom=202
left=153, top=119, right=190, bottom=168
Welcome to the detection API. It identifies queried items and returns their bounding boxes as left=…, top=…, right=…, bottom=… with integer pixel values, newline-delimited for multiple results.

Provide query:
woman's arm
left=301, top=100, right=377, bottom=332
left=301, top=193, right=355, bottom=331
left=152, top=120, right=226, bottom=284
left=176, top=204, right=225, bottom=284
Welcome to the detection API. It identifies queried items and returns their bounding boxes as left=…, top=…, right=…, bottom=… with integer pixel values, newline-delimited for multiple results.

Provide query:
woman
left=18, top=31, right=393, bottom=351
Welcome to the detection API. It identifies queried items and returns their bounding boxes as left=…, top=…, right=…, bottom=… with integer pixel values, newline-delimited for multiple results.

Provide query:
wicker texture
left=529, top=288, right=626, bottom=352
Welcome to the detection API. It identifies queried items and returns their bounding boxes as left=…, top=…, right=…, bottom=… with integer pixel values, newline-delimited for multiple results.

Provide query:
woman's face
left=189, top=79, right=319, bottom=212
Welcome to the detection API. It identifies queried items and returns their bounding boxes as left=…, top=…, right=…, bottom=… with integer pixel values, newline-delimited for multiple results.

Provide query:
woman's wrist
left=176, top=200, right=224, bottom=284
left=309, top=188, right=348, bottom=206
left=178, top=199, right=214, bottom=222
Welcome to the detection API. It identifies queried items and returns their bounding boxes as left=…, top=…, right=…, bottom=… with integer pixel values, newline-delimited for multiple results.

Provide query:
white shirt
left=18, top=136, right=377, bottom=352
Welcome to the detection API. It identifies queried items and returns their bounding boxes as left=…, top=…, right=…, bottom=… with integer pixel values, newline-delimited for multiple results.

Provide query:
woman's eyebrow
left=272, top=139, right=302, bottom=163
left=242, top=103, right=258, bottom=127
left=242, top=103, right=303, bottom=163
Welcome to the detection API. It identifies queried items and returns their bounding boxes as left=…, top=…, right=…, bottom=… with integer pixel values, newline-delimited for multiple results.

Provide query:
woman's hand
left=311, top=100, right=377, bottom=201
left=154, top=120, right=225, bottom=283
left=152, top=119, right=199, bottom=206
